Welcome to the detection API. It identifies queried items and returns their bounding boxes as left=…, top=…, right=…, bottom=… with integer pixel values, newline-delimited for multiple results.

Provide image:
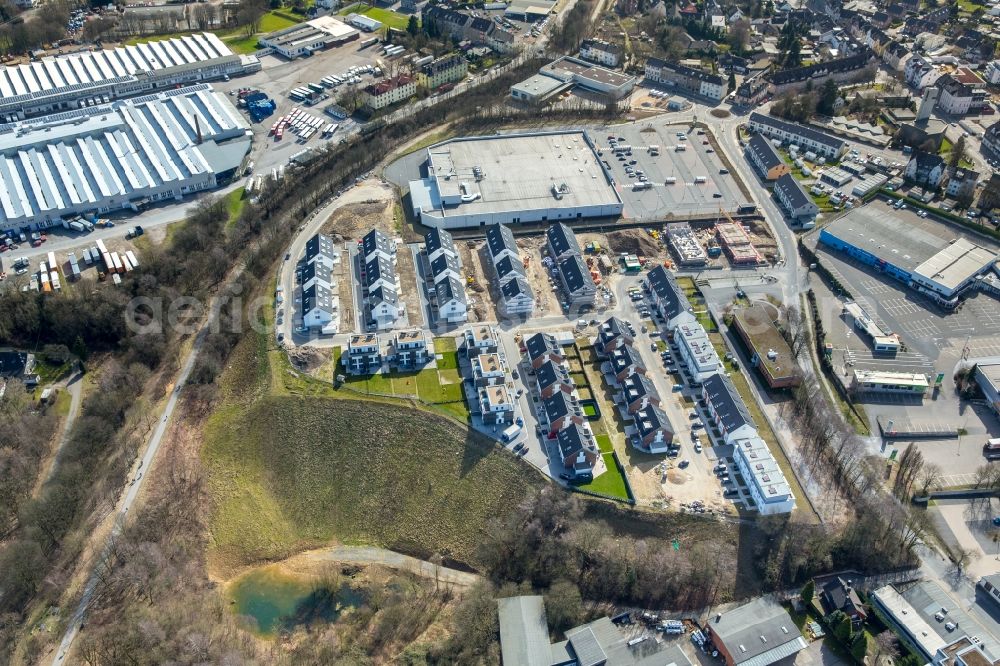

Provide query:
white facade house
left=986, top=60, right=1000, bottom=85
left=362, top=76, right=416, bottom=110
left=579, top=39, right=623, bottom=67
left=701, top=373, right=757, bottom=444
left=673, top=321, right=721, bottom=383
left=732, top=435, right=795, bottom=515
left=747, top=112, right=847, bottom=159
left=645, top=58, right=725, bottom=101
left=936, top=75, right=974, bottom=115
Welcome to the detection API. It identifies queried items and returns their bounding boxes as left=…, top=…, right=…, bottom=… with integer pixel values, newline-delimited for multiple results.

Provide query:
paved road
left=51, top=288, right=227, bottom=665
left=301, top=545, right=481, bottom=588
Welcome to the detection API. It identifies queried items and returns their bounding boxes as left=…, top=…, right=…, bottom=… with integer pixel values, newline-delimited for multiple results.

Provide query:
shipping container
left=82, top=248, right=93, bottom=265
left=126, top=250, right=139, bottom=269
left=96, top=238, right=108, bottom=254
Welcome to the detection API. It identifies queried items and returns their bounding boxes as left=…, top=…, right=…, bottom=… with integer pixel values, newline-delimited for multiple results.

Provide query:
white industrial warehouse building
left=0, top=33, right=260, bottom=121
left=408, top=131, right=624, bottom=229
left=0, top=84, right=250, bottom=231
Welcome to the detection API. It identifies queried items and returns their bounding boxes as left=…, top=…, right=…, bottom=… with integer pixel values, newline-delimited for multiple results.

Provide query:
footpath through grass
left=203, top=331, right=541, bottom=577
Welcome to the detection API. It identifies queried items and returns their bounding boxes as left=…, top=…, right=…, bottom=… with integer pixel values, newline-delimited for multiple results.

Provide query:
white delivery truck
left=501, top=424, right=522, bottom=443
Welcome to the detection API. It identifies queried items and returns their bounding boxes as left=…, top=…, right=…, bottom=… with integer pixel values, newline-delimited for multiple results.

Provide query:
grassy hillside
left=203, top=333, right=542, bottom=576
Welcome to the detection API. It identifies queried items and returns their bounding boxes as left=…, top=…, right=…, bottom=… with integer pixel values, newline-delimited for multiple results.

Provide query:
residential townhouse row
left=545, top=222, right=599, bottom=311
left=360, top=229, right=404, bottom=330
left=341, top=329, right=433, bottom=375
left=645, top=265, right=795, bottom=515
left=484, top=223, right=536, bottom=319
left=595, top=316, right=676, bottom=454
left=525, top=331, right=601, bottom=477
left=301, top=233, right=341, bottom=335
left=423, top=227, right=469, bottom=324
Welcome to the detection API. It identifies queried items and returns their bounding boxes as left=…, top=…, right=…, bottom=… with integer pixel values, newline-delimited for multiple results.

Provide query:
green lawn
left=127, top=10, right=299, bottom=55
left=340, top=4, right=412, bottom=29
left=436, top=350, right=459, bottom=370
left=434, top=336, right=457, bottom=353
left=576, top=453, right=630, bottom=499
left=595, top=434, right=613, bottom=453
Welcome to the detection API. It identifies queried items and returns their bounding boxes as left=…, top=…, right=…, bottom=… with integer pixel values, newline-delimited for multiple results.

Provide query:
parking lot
left=211, top=44, right=389, bottom=172
left=807, top=207, right=1000, bottom=485
left=586, top=124, right=745, bottom=221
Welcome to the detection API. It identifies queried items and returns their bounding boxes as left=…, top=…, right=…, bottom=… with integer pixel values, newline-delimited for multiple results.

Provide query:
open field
left=125, top=11, right=300, bottom=54
left=204, top=332, right=541, bottom=577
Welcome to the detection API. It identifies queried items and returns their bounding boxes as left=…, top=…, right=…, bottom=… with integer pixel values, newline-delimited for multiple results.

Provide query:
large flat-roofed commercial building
left=512, top=56, right=635, bottom=103
left=539, top=56, right=636, bottom=100
left=818, top=204, right=999, bottom=307
left=707, top=598, right=807, bottom=666
left=732, top=304, right=800, bottom=389
left=259, top=16, right=359, bottom=58
left=872, top=582, right=1000, bottom=664
left=0, top=34, right=259, bottom=121
left=408, top=131, right=624, bottom=229
left=974, top=361, right=1000, bottom=415
left=0, top=84, right=250, bottom=231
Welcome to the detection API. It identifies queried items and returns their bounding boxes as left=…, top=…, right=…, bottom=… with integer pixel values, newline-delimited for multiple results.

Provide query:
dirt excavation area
left=457, top=240, right=492, bottom=322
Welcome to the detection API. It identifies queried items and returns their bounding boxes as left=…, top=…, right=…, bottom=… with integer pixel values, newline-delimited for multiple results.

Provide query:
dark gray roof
left=302, top=282, right=334, bottom=312
left=646, top=265, right=689, bottom=320
left=301, top=260, right=333, bottom=286
left=703, top=373, right=755, bottom=433
left=747, top=133, right=784, bottom=171
left=424, top=226, right=455, bottom=257
left=774, top=173, right=813, bottom=210
left=526, top=332, right=562, bottom=362
left=749, top=112, right=846, bottom=151
left=435, top=274, right=467, bottom=305
left=910, top=150, right=944, bottom=171
left=536, top=358, right=572, bottom=393
left=885, top=41, right=909, bottom=58
left=365, top=255, right=396, bottom=288
left=0, top=350, right=30, bottom=377
left=486, top=222, right=518, bottom=259
left=495, top=254, right=526, bottom=282
left=431, top=252, right=460, bottom=278
left=581, top=38, right=623, bottom=56
left=501, top=276, right=534, bottom=301
left=634, top=404, right=673, bottom=437
left=647, top=57, right=724, bottom=85
left=559, top=254, right=596, bottom=296
left=767, top=48, right=874, bottom=86
left=598, top=316, right=633, bottom=347
left=609, top=344, right=646, bottom=375
left=621, top=373, right=659, bottom=405
left=556, top=422, right=598, bottom=463
left=362, top=228, right=393, bottom=258
left=543, top=390, right=579, bottom=422
left=305, top=232, right=335, bottom=263
left=421, top=53, right=465, bottom=76
left=547, top=222, right=581, bottom=258
left=709, top=598, right=806, bottom=666
left=369, top=284, right=398, bottom=307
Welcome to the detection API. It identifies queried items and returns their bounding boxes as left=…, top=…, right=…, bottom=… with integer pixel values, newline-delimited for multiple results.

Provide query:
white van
left=501, top=424, right=522, bottom=443
left=694, top=176, right=707, bottom=184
